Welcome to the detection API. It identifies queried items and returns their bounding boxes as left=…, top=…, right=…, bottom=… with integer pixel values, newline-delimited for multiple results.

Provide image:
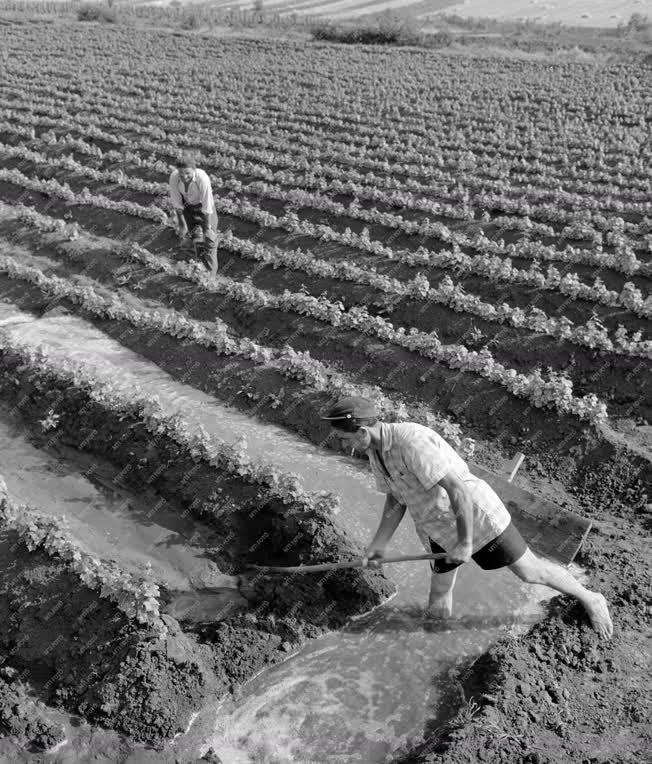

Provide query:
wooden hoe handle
left=249, top=552, right=450, bottom=574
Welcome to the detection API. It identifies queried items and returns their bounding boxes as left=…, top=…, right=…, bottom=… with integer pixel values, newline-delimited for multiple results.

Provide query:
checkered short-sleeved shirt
left=367, top=422, right=510, bottom=552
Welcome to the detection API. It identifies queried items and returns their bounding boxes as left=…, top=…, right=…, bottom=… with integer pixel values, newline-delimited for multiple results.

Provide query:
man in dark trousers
left=169, top=154, right=218, bottom=278
left=321, top=396, right=612, bottom=639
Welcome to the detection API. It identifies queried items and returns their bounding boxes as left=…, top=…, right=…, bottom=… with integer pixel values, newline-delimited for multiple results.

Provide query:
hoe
left=247, top=452, right=592, bottom=575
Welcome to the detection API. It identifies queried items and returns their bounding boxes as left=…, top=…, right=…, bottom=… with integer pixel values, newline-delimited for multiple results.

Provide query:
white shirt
left=367, top=422, right=510, bottom=553
left=168, top=168, right=216, bottom=215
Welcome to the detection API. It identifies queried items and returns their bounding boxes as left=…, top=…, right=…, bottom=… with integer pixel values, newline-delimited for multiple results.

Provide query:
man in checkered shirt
left=321, top=396, right=612, bottom=640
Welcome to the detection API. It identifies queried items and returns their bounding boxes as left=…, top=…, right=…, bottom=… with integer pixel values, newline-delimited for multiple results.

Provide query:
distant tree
left=77, top=2, right=117, bottom=22
left=181, top=12, right=200, bottom=29
left=625, top=12, right=650, bottom=32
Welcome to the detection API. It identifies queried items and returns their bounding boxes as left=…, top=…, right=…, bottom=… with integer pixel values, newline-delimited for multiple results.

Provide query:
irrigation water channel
left=0, top=302, right=572, bottom=763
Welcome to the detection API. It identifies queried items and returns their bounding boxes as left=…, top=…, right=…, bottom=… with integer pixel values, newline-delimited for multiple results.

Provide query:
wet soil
left=0, top=672, right=65, bottom=753
left=0, top=528, right=216, bottom=748
left=0, top=223, right=649, bottom=763
left=0, top=258, right=648, bottom=526
left=402, top=524, right=651, bottom=764
left=0, top=338, right=392, bottom=754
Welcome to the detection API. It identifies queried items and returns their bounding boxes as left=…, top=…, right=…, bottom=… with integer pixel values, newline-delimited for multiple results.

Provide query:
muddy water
left=0, top=303, right=569, bottom=763
left=0, top=407, right=243, bottom=593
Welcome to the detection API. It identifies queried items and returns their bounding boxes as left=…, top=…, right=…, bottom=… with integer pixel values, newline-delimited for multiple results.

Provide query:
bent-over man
left=169, top=154, right=218, bottom=278
left=321, top=396, right=613, bottom=640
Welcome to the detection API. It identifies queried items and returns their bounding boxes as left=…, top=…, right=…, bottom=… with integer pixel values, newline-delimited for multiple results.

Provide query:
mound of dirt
left=404, top=520, right=651, bottom=763
left=0, top=669, right=65, bottom=751
left=0, top=531, right=218, bottom=746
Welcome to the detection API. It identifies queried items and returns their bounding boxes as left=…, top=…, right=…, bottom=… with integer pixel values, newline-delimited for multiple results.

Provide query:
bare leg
left=509, top=548, right=613, bottom=639
left=426, top=567, right=458, bottom=618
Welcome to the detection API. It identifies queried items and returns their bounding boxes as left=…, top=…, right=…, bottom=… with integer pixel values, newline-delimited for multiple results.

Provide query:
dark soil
left=1, top=210, right=648, bottom=420
left=0, top=222, right=648, bottom=763
left=0, top=529, right=216, bottom=747
left=401, top=524, right=651, bottom=764
left=0, top=670, right=64, bottom=752
left=1, top=153, right=650, bottom=341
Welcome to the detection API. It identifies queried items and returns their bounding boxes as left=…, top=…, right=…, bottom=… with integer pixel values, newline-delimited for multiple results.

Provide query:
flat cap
left=320, top=396, right=377, bottom=423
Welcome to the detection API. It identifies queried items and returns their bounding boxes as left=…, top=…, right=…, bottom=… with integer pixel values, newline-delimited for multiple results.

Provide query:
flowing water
left=0, top=302, right=575, bottom=763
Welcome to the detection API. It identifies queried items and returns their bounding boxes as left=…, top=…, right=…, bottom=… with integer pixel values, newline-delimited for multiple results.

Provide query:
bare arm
left=438, top=471, right=474, bottom=557
left=365, top=493, right=406, bottom=560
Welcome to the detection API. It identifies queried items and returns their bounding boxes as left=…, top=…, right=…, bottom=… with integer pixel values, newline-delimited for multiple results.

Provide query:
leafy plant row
left=13, top=169, right=635, bottom=359
left=0, top=294, right=343, bottom=529
left=3, top=132, right=647, bottom=276
left=3, top=100, right=647, bottom=220
left=0, top=166, right=168, bottom=222
left=0, top=215, right=611, bottom=424
left=4, top=125, right=647, bottom=262
left=4, top=79, right=648, bottom=195
left=211, top=229, right=650, bottom=357
left=6, top=33, right=648, bottom=182
left=3, top=160, right=650, bottom=328
left=0, top=204, right=473, bottom=454
left=114, top=242, right=614, bottom=426
left=2, top=102, right=649, bottom=247
left=210, top=195, right=652, bottom=320
left=0, top=474, right=164, bottom=631
left=2, top=94, right=650, bottom=215
left=214, top=176, right=650, bottom=271
left=21, top=122, right=648, bottom=231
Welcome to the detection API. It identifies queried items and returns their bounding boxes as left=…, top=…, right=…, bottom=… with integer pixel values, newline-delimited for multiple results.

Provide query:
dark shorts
left=429, top=521, right=528, bottom=574
left=182, top=204, right=218, bottom=276
left=181, top=203, right=218, bottom=235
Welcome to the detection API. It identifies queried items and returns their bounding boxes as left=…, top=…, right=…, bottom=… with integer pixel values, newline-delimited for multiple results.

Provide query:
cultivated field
left=430, top=0, right=648, bottom=28
left=0, top=13, right=649, bottom=764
